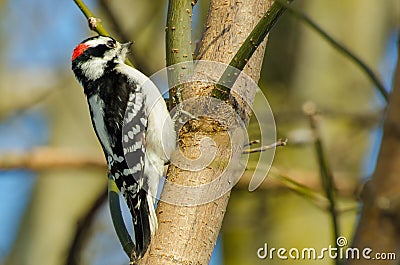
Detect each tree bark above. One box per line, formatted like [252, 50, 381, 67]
[346, 40, 400, 265]
[138, 0, 272, 264]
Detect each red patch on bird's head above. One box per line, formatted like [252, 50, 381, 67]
[72, 43, 90, 61]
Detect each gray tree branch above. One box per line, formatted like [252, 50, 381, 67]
[346, 36, 400, 265]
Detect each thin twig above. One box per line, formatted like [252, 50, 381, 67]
[303, 101, 340, 265]
[237, 166, 357, 197]
[98, 0, 152, 74]
[276, 0, 389, 102]
[65, 189, 108, 265]
[244, 139, 261, 147]
[269, 167, 358, 214]
[97, 0, 130, 41]
[242, 138, 287, 154]
[213, 0, 293, 100]
[108, 178, 135, 258]
[73, 0, 134, 67]
[270, 168, 330, 211]
[73, 0, 109, 35]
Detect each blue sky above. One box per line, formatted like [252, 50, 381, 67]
[0, 111, 47, 258]
[0, 1, 88, 256]
[2, 0, 95, 70]
[361, 31, 399, 180]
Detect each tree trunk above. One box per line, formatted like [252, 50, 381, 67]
[138, 0, 272, 264]
[346, 40, 400, 265]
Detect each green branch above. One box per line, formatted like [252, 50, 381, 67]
[270, 169, 329, 210]
[73, 0, 109, 36]
[303, 102, 340, 265]
[165, 0, 194, 108]
[276, 0, 389, 102]
[108, 178, 135, 258]
[73, 0, 133, 67]
[213, 1, 293, 100]
[213, 0, 388, 103]
[165, 0, 193, 66]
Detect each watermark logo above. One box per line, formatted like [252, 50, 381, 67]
[336, 236, 347, 247]
[257, 236, 396, 261]
[122, 60, 277, 206]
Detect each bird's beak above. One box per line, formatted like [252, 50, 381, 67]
[122, 41, 133, 49]
[120, 41, 133, 61]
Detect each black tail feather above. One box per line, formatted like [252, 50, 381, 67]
[126, 189, 153, 260]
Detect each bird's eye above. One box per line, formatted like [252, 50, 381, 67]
[106, 40, 116, 48]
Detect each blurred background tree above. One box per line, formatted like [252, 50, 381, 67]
[0, 0, 398, 265]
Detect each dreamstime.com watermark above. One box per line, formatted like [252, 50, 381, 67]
[257, 236, 396, 261]
[122, 60, 277, 206]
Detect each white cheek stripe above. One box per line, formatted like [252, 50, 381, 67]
[79, 48, 119, 81]
[80, 59, 106, 80]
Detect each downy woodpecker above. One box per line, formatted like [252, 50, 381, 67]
[71, 35, 175, 259]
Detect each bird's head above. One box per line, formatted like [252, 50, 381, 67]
[71, 35, 132, 82]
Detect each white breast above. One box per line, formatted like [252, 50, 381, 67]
[88, 94, 113, 155]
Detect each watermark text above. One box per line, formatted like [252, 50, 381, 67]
[257, 237, 396, 261]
